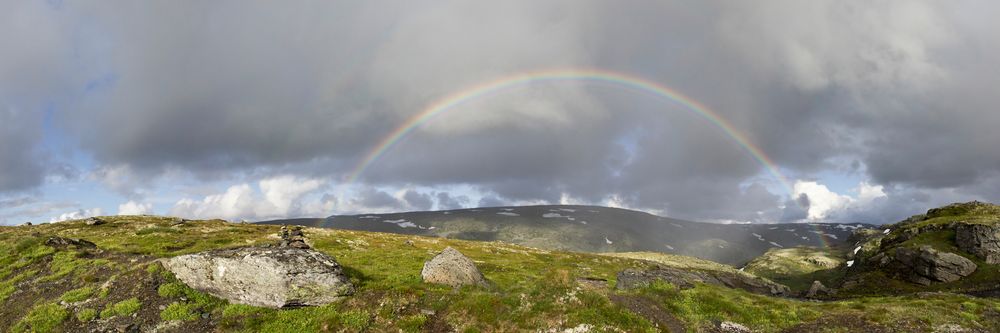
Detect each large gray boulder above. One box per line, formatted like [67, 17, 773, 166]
[421, 247, 489, 288]
[805, 280, 834, 299]
[164, 247, 354, 308]
[956, 223, 1000, 264]
[891, 246, 977, 285]
[616, 265, 790, 296]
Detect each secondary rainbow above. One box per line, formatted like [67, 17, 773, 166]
[346, 68, 794, 195]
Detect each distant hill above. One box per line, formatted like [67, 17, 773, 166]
[261, 205, 872, 265]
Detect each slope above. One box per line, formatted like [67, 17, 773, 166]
[262, 205, 870, 266]
[1, 215, 997, 332]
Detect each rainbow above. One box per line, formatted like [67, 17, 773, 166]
[346, 68, 794, 195]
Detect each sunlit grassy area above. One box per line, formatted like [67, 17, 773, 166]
[2, 216, 999, 332]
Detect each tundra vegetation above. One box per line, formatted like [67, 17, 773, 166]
[1, 205, 999, 332]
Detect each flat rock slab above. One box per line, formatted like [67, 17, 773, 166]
[164, 247, 354, 308]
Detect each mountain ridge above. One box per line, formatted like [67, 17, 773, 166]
[261, 204, 874, 265]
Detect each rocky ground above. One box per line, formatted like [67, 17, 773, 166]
[2, 204, 1000, 332]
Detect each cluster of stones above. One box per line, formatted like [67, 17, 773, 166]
[279, 225, 309, 249]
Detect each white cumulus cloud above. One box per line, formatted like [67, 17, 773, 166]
[793, 180, 887, 221]
[117, 200, 153, 215]
[51, 208, 103, 223]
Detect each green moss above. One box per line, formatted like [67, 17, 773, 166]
[101, 297, 141, 319]
[1, 269, 38, 302]
[60, 286, 95, 303]
[38, 251, 88, 283]
[160, 302, 199, 321]
[76, 308, 98, 322]
[397, 314, 428, 332]
[12, 303, 68, 333]
[157, 282, 187, 298]
[338, 310, 372, 330]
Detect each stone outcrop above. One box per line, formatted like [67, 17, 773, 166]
[45, 236, 97, 249]
[164, 247, 354, 308]
[805, 280, 834, 298]
[874, 246, 977, 285]
[955, 223, 1000, 264]
[616, 265, 789, 296]
[421, 247, 489, 288]
[84, 217, 106, 226]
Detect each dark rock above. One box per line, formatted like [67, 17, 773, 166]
[616, 265, 790, 296]
[45, 236, 97, 249]
[890, 246, 977, 285]
[118, 323, 140, 333]
[805, 280, 835, 298]
[421, 247, 489, 288]
[278, 225, 310, 249]
[20, 222, 32, 226]
[84, 217, 106, 226]
[164, 247, 354, 308]
[956, 223, 1000, 264]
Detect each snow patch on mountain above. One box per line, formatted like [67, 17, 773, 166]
[383, 219, 420, 229]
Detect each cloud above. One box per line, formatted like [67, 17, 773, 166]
[2, 1, 1000, 224]
[170, 175, 327, 221]
[435, 192, 469, 210]
[117, 200, 153, 215]
[51, 208, 103, 223]
[403, 190, 433, 211]
[791, 180, 889, 222]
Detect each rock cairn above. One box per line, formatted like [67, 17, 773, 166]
[280, 225, 310, 249]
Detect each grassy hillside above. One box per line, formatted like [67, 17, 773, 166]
[1, 216, 999, 332]
[263, 205, 870, 266]
[841, 202, 1000, 296]
[743, 247, 846, 292]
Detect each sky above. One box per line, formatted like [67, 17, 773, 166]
[2, 0, 1000, 225]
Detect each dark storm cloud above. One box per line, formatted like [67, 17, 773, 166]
[0, 1, 74, 193]
[352, 188, 404, 211]
[435, 192, 469, 210]
[403, 190, 433, 211]
[4, 0, 1000, 222]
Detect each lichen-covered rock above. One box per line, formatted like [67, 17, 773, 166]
[164, 247, 354, 308]
[616, 265, 789, 296]
[715, 321, 752, 333]
[421, 247, 489, 288]
[891, 246, 977, 285]
[956, 223, 1000, 264]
